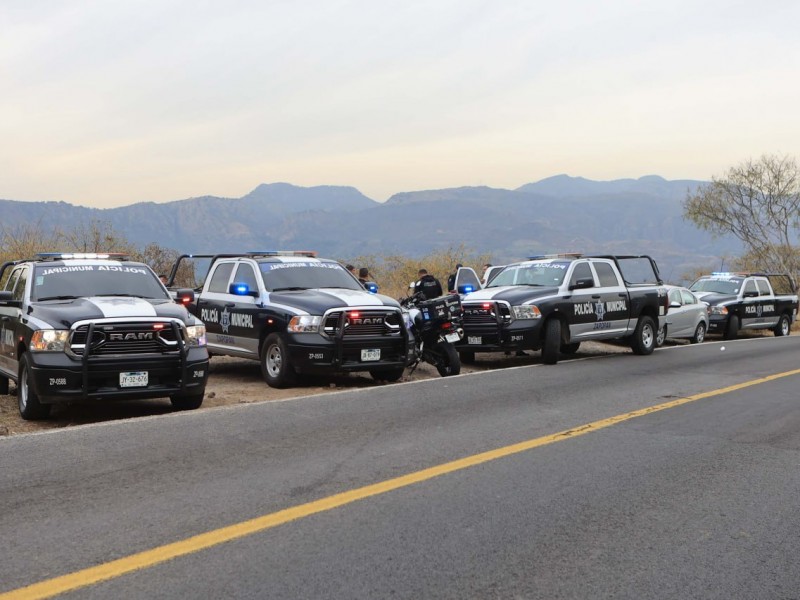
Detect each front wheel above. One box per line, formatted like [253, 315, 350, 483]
[260, 333, 297, 388]
[18, 354, 51, 420]
[724, 315, 739, 340]
[691, 322, 706, 344]
[431, 342, 460, 377]
[773, 313, 791, 337]
[630, 315, 656, 355]
[541, 319, 561, 365]
[655, 325, 667, 347]
[170, 392, 204, 411]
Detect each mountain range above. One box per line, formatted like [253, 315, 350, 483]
[0, 175, 739, 283]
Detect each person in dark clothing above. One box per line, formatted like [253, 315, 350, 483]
[358, 267, 371, 288]
[446, 263, 463, 292]
[415, 268, 443, 300]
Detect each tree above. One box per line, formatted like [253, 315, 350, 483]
[683, 154, 800, 285]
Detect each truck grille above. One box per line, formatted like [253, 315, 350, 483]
[70, 322, 180, 356]
[323, 309, 403, 337]
[462, 302, 512, 325]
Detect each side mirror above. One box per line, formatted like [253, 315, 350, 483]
[176, 289, 196, 305]
[569, 278, 594, 291]
[229, 283, 258, 298]
[0, 290, 20, 307]
[670, 301, 681, 308]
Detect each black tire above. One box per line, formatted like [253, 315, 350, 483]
[655, 325, 667, 348]
[0, 375, 8, 395]
[260, 333, 297, 388]
[630, 315, 656, 355]
[432, 342, 461, 377]
[773, 313, 791, 337]
[724, 315, 739, 340]
[458, 350, 476, 364]
[541, 318, 561, 365]
[369, 367, 405, 382]
[691, 322, 706, 344]
[560, 342, 581, 355]
[18, 354, 51, 420]
[170, 392, 204, 411]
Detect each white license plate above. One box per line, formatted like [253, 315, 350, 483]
[361, 349, 381, 361]
[120, 371, 148, 387]
[445, 332, 461, 343]
[468, 336, 482, 345]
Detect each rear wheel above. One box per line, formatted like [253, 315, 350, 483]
[691, 322, 706, 344]
[260, 333, 297, 388]
[541, 319, 561, 365]
[630, 315, 656, 355]
[432, 342, 460, 377]
[18, 354, 51, 420]
[773, 313, 791, 337]
[170, 392, 204, 411]
[369, 367, 405, 382]
[458, 350, 476, 364]
[724, 315, 739, 340]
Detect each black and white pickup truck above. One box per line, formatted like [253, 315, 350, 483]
[455, 254, 668, 364]
[688, 272, 798, 339]
[168, 252, 414, 387]
[0, 253, 209, 419]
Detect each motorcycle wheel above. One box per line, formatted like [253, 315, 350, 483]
[432, 342, 461, 377]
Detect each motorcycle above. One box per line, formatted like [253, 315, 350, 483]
[400, 291, 464, 377]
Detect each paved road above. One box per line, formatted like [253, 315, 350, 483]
[2, 336, 800, 599]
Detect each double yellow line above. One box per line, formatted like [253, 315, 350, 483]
[5, 367, 800, 600]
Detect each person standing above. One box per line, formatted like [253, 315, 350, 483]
[415, 268, 443, 300]
[446, 263, 463, 292]
[358, 267, 371, 288]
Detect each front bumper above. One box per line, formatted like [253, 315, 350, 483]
[457, 319, 543, 352]
[28, 347, 209, 404]
[286, 332, 414, 374]
[707, 314, 727, 333]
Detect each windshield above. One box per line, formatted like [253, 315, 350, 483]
[259, 261, 364, 291]
[33, 263, 169, 301]
[690, 277, 742, 295]
[488, 262, 569, 287]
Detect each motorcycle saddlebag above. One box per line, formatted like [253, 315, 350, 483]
[418, 293, 463, 322]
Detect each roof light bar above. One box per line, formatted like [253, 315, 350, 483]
[245, 251, 317, 257]
[526, 252, 583, 260]
[34, 252, 130, 261]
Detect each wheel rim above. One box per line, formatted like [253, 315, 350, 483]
[696, 324, 706, 343]
[19, 366, 28, 412]
[656, 326, 666, 346]
[266, 344, 283, 377]
[782, 318, 790, 335]
[642, 323, 654, 349]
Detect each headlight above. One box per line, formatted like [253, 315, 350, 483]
[708, 306, 729, 316]
[288, 315, 322, 333]
[30, 330, 70, 352]
[512, 305, 542, 319]
[185, 325, 207, 347]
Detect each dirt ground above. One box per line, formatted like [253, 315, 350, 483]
[0, 342, 635, 437]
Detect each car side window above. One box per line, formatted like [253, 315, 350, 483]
[569, 262, 594, 287]
[743, 280, 758, 296]
[207, 263, 235, 293]
[4, 268, 21, 293]
[234, 263, 259, 292]
[681, 290, 696, 304]
[593, 262, 620, 287]
[669, 289, 683, 305]
[12, 267, 28, 302]
[756, 279, 771, 296]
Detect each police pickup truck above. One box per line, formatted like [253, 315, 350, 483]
[455, 254, 668, 364]
[0, 253, 209, 420]
[168, 252, 414, 387]
[688, 272, 798, 339]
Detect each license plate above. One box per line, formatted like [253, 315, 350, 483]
[120, 371, 148, 387]
[361, 349, 381, 361]
[468, 336, 482, 345]
[445, 332, 461, 343]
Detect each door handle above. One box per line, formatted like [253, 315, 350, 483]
[592, 295, 601, 299]
[224, 303, 236, 308]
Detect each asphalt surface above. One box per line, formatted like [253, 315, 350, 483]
[2, 336, 800, 599]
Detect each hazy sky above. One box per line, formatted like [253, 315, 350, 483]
[2, 0, 799, 207]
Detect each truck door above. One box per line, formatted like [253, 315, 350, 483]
[453, 267, 482, 294]
[740, 278, 761, 330]
[0, 267, 23, 377]
[197, 261, 235, 353]
[567, 261, 604, 340]
[755, 278, 779, 328]
[225, 262, 261, 357]
[590, 260, 630, 337]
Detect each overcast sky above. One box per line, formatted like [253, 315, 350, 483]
[2, 0, 799, 207]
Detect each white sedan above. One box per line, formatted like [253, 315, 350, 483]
[656, 285, 709, 346]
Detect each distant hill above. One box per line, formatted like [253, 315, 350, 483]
[0, 177, 737, 282]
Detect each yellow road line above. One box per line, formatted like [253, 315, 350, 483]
[4, 368, 800, 600]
